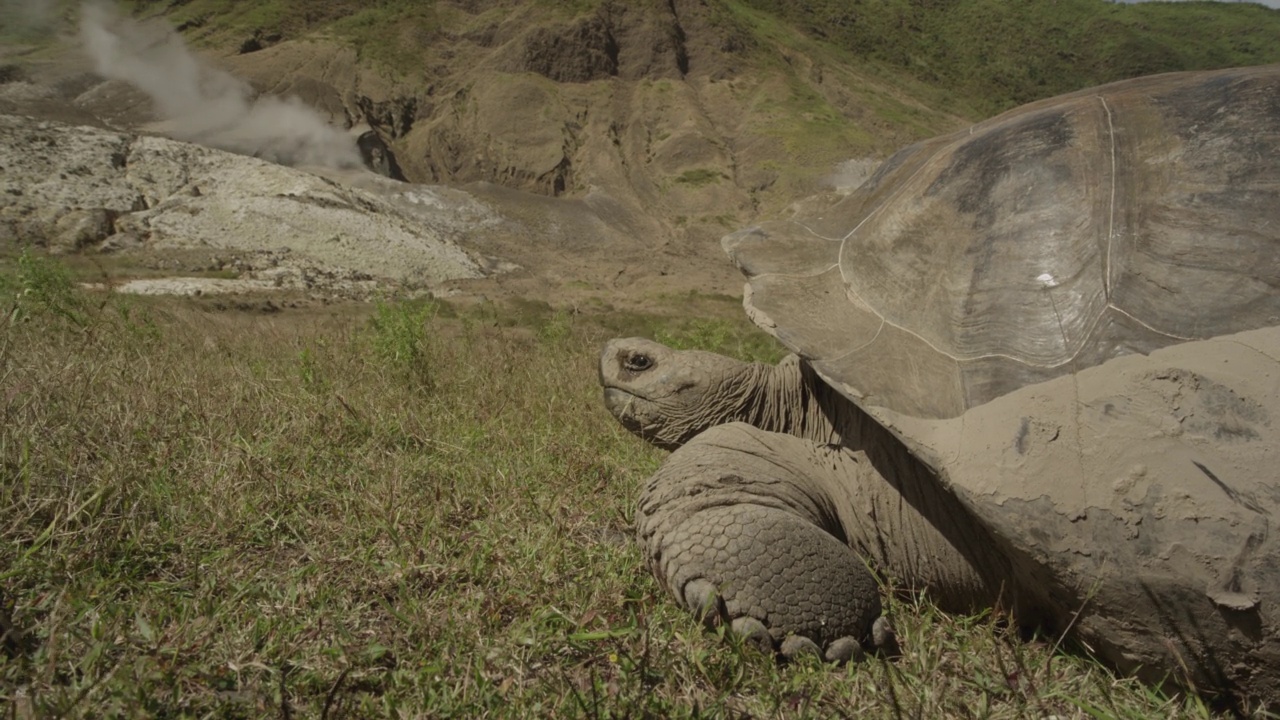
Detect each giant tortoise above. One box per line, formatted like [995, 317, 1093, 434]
[599, 64, 1280, 704]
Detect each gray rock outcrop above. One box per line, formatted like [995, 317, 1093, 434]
[0, 114, 490, 289]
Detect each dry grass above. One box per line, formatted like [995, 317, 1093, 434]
[0, 253, 1235, 718]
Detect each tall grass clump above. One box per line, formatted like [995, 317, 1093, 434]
[369, 298, 440, 390]
[4, 249, 92, 327]
[0, 254, 1233, 717]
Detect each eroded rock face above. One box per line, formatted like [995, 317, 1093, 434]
[505, 3, 690, 84]
[516, 16, 620, 84]
[0, 114, 489, 288]
[357, 130, 406, 181]
[216, 0, 766, 210]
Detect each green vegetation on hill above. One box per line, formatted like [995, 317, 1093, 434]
[731, 0, 1280, 114]
[123, 0, 1280, 118]
[115, 0, 1280, 162]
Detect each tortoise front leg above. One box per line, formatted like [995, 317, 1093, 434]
[636, 422, 889, 660]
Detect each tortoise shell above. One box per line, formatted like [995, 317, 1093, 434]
[720, 66, 1280, 699]
[726, 64, 1280, 421]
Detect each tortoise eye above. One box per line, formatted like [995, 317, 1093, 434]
[624, 353, 654, 372]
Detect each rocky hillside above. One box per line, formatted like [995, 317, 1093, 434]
[3, 0, 1279, 305]
[131, 0, 1280, 214]
[0, 113, 492, 297]
[198, 0, 962, 237]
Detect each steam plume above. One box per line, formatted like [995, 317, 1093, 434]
[79, 1, 360, 169]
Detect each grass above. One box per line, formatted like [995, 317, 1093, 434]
[727, 0, 1280, 116]
[0, 1, 74, 46]
[757, 76, 878, 162]
[124, 0, 443, 66]
[672, 169, 730, 189]
[0, 252, 1249, 717]
[327, 2, 443, 73]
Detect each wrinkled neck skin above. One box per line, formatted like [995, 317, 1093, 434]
[622, 353, 869, 451]
[727, 356, 864, 448]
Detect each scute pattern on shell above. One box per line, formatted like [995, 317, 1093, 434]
[727, 64, 1280, 420]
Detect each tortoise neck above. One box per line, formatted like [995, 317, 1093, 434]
[731, 356, 845, 444]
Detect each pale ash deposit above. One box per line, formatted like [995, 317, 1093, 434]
[0, 115, 494, 290]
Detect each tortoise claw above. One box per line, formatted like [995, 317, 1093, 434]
[824, 636, 866, 664]
[871, 615, 901, 658]
[683, 578, 727, 629]
[777, 634, 868, 664]
[779, 634, 822, 659]
[730, 616, 773, 653]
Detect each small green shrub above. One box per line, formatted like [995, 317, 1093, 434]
[536, 309, 575, 346]
[673, 168, 729, 188]
[4, 250, 90, 327]
[369, 298, 438, 389]
[296, 346, 328, 393]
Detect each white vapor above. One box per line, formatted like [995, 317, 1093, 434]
[78, 1, 360, 169]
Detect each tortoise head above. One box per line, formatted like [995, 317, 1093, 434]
[599, 337, 763, 450]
